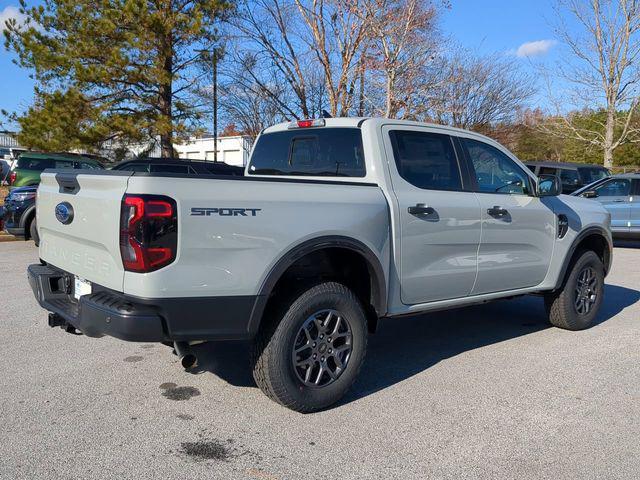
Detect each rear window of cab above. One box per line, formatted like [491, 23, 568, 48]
[249, 128, 365, 177]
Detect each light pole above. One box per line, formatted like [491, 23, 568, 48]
[196, 48, 219, 162]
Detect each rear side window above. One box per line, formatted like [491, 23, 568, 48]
[389, 130, 462, 191]
[579, 167, 609, 184]
[18, 157, 73, 170]
[249, 128, 365, 177]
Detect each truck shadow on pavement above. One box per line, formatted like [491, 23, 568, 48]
[190, 284, 639, 406]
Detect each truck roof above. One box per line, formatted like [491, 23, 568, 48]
[263, 117, 502, 145]
[524, 160, 609, 170]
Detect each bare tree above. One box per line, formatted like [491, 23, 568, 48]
[545, 0, 640, 168]
[294, 0, 372, 116]
[427, 50, 535, 131]
[363, 0, 441, 118]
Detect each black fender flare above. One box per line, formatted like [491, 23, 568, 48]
[247, 235, 387, 335]
[554, 226, 612, 290]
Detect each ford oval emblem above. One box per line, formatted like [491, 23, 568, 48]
[55, 202, 74, 225]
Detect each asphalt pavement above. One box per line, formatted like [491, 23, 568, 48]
[0, 240, 639, 479]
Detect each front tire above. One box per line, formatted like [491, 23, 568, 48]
[545, 250, 604, 330]
[251, 282, 368, 413]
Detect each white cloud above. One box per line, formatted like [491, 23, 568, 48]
[0, 5, 28, 33]
[515, 39, 557, 58]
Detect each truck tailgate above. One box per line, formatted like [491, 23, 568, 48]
[37, 171, 133, 291]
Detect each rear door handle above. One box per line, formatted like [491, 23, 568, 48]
[613, 199, 626, 203]
[408, 203, 435, 215]
[487, 205, 508, 217]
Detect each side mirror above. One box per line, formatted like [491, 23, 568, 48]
[538, 174, 561, 197]
[582, 190, 598, 199]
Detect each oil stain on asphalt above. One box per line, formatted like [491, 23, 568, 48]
[180, 440, 232, 461]
[159, 382, 201, 401]
[123, 355, 144, 363]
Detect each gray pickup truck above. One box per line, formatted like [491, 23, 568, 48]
[28, 118, 612, 412]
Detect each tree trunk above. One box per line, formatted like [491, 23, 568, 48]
[603, 107, 615, 169]
[159, 29, 174, 158]
[385, 72, 393, 118]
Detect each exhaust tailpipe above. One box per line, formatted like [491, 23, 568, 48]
[173, 341, 198, 369]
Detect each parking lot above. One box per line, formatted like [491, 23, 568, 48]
[0, 240, 638, 480]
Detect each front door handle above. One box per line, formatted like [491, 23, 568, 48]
[408, 203, 435, 215]
[487, 205, 508, 217]
[613, 199, 626, 203]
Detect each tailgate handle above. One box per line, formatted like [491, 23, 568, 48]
[55, 173, 81, 195]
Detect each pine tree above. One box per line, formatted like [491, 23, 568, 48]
[4, 0, 230, 156]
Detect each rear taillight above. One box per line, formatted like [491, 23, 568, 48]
[119, 194, 177, 273]
[8, 171, 16, 185]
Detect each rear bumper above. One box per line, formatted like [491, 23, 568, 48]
[27, 263, 259, 342]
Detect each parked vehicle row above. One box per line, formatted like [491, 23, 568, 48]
[2, 153, 243, 242]
[8, 152, 105, 188]
[572, 174, 640, 238]
[525, 161, 610, 194]
[28, 117, 612, 412]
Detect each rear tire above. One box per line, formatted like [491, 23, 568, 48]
[544, 250, 604, 330]
[29, 218, 39, 246]
[251, 282, 368, 413]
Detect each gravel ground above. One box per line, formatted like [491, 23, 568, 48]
[0, 240, 639, 480]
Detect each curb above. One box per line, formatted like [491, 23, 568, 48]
[0, 232, 19, 242]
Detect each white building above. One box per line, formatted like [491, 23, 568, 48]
[174, 135, 253, 167]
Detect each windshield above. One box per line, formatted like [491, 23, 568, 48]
[579, 167, 609, 184]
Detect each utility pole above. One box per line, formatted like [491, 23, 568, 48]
[196, 48, 219, 162]
[212, 49, 218, 163]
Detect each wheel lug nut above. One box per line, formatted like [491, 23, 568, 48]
[320, 334, 324, 339]
[328, 348, 332, 354]
[321, 356, 325, 362]
[327, 337, 332, 342]
[312, 342, 317, 347]
[313, 354, 317, 359]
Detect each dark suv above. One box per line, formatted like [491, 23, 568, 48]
[111, 157, 243, 175]
[525, 161, 610, 194]
[2, 185, 39, 244]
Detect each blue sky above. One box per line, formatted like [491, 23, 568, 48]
[0, 0, 565, 127]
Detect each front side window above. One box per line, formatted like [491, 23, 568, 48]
[54, 160, 75, 169]
[539, 167, 558, 176]
[462, 138, 531, 195]
[594, 178, 631, 197]
[249, 128, 365, 177]
[559, 168, 580, 187]
[76, 160, 103, 170]
[388, 130, 462, 191]
[151, 164, 191, 174]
